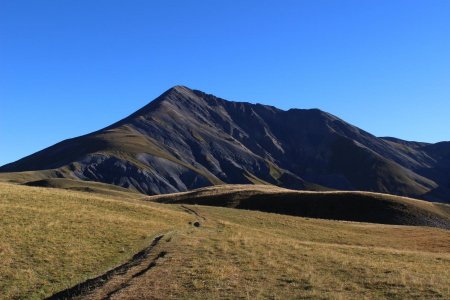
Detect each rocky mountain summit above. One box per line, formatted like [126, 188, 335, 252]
[1, 86, 449, 202]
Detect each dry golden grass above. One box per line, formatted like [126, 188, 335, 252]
[1, 183, 449, 299]
[151, 184, 450, 229]
[0, 183, 190, 299]
[102, 205, 450, 299]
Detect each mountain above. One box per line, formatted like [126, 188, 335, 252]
[1, 86, 449, 202]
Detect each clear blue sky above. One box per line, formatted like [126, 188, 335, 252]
[1, 0, 449, 166]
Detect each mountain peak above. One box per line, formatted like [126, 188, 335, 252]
[131, 85, 199, 114]
[160, 85, 200, 103]
[167, 85, 193, 94]
[2, 86, 449, 203]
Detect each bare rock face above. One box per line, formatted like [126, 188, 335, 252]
[1, 86, 449, 202]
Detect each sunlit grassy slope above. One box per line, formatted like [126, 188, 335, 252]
[0, 183, 190, 299]
[1, 182, 449, 299]
[105, 205, 450, 299]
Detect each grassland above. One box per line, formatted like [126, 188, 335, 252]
[152, 184, 450, 229]
[85, 205, 450, 299]
[0, 183, 190, 299]
[1, 183, 449, 299]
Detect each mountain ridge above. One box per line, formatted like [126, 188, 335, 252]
[1, 86, 449, 202]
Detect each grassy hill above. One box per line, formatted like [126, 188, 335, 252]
[0, 183, 190, 299]
[1, 183, 449, 299]
[152, 184, 450, 229]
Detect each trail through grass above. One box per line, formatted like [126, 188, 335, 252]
[0, 183, 189, 299]
[1, 183, 449, 299]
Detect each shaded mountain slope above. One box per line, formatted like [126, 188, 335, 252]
[152, 185, 450, 229]
[0, 86, 448, 202]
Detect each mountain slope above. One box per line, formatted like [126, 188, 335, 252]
[1, 86, 448, 202]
